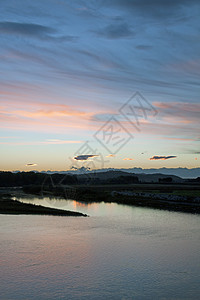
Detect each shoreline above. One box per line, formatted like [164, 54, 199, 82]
[0, 198, 87, 217]
[1, 184, 200, 215]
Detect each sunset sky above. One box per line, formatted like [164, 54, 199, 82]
[0, 0, 199, 171]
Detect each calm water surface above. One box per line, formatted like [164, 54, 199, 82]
[0, 196, 200, 299]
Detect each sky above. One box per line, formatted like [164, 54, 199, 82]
[0, 0, 200, 172]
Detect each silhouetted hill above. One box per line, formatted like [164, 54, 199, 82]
[0, 169, 198, 187]
[76, 170, 184, 183]
[123, 167, 200, 179]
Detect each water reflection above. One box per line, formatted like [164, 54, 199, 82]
[14, 196, 125, 216]
[1, 197, 200, 299]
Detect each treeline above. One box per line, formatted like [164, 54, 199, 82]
[2, 171, 199, 188]
[0, 172, 77, 187]
[0, 171, 139, 187]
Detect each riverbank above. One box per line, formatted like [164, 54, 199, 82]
[0, 197, 87, 217]
[1, 184, 200, 215]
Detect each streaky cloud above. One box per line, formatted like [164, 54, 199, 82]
[0, 21, 55, 37]
[104, 0, 200, 19]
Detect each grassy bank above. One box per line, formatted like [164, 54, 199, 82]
[0, 198, 87, 217]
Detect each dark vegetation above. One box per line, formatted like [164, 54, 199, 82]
[0, 171, 200, 215]
[1, 171, 199, 187]
[71, 185, 200, 213]
[159, 177, 173, 183]
[0, 171, 78, 187]
[0, 171, 139, 187]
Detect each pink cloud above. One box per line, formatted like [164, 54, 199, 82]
[165, 137, 197, 141]
[3, 102, 92, 118]
[0, 100, 102, 133]
[154, 101, 200, 115]
[0, 139, 82, 146]
[169, 59, 200, 75]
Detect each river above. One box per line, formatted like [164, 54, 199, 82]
[0, 196, 200, 299]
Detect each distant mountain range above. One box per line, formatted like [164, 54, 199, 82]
[114, 167, 200, 179]
[75, 170, 184, 183]
[39, 167, 200, 179]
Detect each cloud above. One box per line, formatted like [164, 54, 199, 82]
[149, 155, 177, 160]
[123, 157, 134, 160]
[70, 166, 91, 172]
[154, 101, 200, 125]
[0, 100, 97, 133]
[12, 106, 90, 119]
[165, 137, 197, 141]
[105, 0, 200, 19]
[26, 163, 37, 167]
[0, 21, 77, 42]
[71, 166, 78, 170]
[0, 22, 55, 38]
[75, 49, 122, 69]
[136, 45, 152, 50]
[115, 0, 197, 7]
[0, 1, 199, 173]
[74, 155, 99, 161]
[44, 139, 82, 145]
[95, 23, 134, 39]
[0, 140, 82, 146]
[106, 154, 116, 157]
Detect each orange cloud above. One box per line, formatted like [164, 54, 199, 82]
[12, 106, 90, 119]
[106, 154, 116, 157]
[123, 157, 134, 161]
[0, 99, 101, 133]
